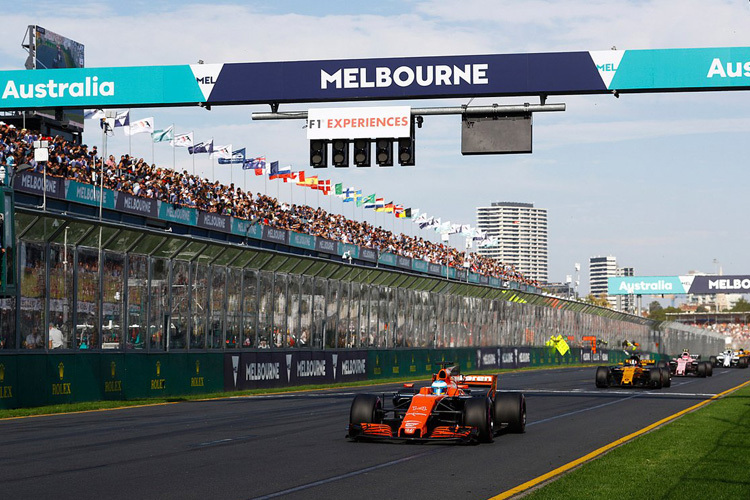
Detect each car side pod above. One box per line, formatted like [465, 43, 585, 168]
[494, 392, 526, 434]
[595, 366, 609, 388]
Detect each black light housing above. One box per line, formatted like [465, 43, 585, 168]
[310, 139, 327, 168]
[331, 139, 349, 167]
[375, 138, 393, 167]
[353, 138, 371, 167]
[397, 135, 415, 166]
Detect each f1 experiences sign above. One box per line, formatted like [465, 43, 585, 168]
[608, 275, 750, 295]
[224, 350, 367, 391]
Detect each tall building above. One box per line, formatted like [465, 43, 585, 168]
[476, 202, 548, 283]
[589, 256, 618, 307]
[589, 256, 635, 311]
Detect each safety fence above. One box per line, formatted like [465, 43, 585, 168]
[1, 347, 647, 409]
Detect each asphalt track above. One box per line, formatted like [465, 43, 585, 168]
[1, 365, 749, 500]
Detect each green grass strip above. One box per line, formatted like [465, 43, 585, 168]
[0, 364, 580, 420]
[518, 382, 750, 499]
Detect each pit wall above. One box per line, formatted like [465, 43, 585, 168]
[0, 347, 646, 410]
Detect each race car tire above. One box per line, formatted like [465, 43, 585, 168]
[464, 397, 493, 443]
[657, 360, 668, 369]
[649, 368, 663, 389]
[660, 367, 671, 388]
[705, 362, 713, 377]
[697, 362, 707, 378]
[739, 358, 749, 369]
[350, 394, 383, 425]
[494, 392, 526, 434]
[595, 366, 609, 388]
[709, 356, 718, 367]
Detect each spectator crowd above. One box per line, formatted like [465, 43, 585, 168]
[0, 121, 539, 287]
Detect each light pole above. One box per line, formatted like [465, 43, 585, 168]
[32, 139, 49, 210]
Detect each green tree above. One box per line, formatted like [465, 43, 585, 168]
[584, 293, 610, 307]
[730, 298, 750, 312]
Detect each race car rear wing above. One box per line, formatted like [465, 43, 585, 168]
[459, 374, 497, 393]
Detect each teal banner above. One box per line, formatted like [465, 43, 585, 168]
[378, 252, 397, 266]
[230, 218, 263, 239]
[0, 65, 204, 109]
[65, 180, 115, 209]
[337, 242, 359, 260]
[610, 47, 750, 90]
[289, 231, 316, 251]
[158, 202, 198, 226]
[411, 260, 429, 273]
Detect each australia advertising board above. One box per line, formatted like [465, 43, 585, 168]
[609, 275, 750, 295]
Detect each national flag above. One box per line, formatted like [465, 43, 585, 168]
[448, 224, 462, 235]
[397, 208, 412, 219]
[426, 217, 440, 230]
[114, 110, 130, 128]
[316, 179, 332, 194]
[362, 194, 377, 208]
[84, 109, 105, 120]
[270, 163, 292, 179]
[283, 171, 303, 183]
[171, 132, 194, 148]
[124, 117, 154, 136]
[299, 175, 318, 188]
[371, 197, 385, 211]
[152, 126, 174, 143]
[189, 140, 214, 155]
[393, 204, 404, 216]
[217, 148, 246, 164]
[244, 156, 267, 174]
[268, 161, 292, 180]
[384, 202, 395, 213]
[212, 144, 233, 159]
[334, 183, 343, 196]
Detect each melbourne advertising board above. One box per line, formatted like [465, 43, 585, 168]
[224, 350, 368, 391]
[608, 275, 750, 295]
[3, 47, 750, 109]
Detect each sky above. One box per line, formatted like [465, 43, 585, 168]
[2, 0, 750, 294]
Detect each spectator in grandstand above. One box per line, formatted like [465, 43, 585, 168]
[48, 323, 65, 349]
[24, 328, 42, 349]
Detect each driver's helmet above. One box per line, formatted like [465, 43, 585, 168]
[627, 356, 640, 366]
[681, 349, 690, 357]
[432, 380, 448, 396]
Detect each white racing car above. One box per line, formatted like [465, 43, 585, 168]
[711, 349, 749, 369]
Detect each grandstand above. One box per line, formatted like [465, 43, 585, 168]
[0, 122, 537, 288]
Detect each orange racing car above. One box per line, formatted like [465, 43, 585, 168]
[347, 363, 525, 443]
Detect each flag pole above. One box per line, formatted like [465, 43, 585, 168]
[172, 124, 176, 171]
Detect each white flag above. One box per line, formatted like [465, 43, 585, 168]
[212, 144, 233, 159]
[114, 110, 130, 128]
[124, 117, 154, 136]
[84, 109, 105, 120]
[171, 132, 194, 148]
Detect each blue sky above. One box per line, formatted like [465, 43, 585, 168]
[2, 0, 750, 293]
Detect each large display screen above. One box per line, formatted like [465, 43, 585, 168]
[31, 26, 85, 129]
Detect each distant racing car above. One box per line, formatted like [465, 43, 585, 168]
[347, 363, 525, 444]
[669, 350, 712, 377]
[595, 355, 670, 389]
[710, 349, 749, 369]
